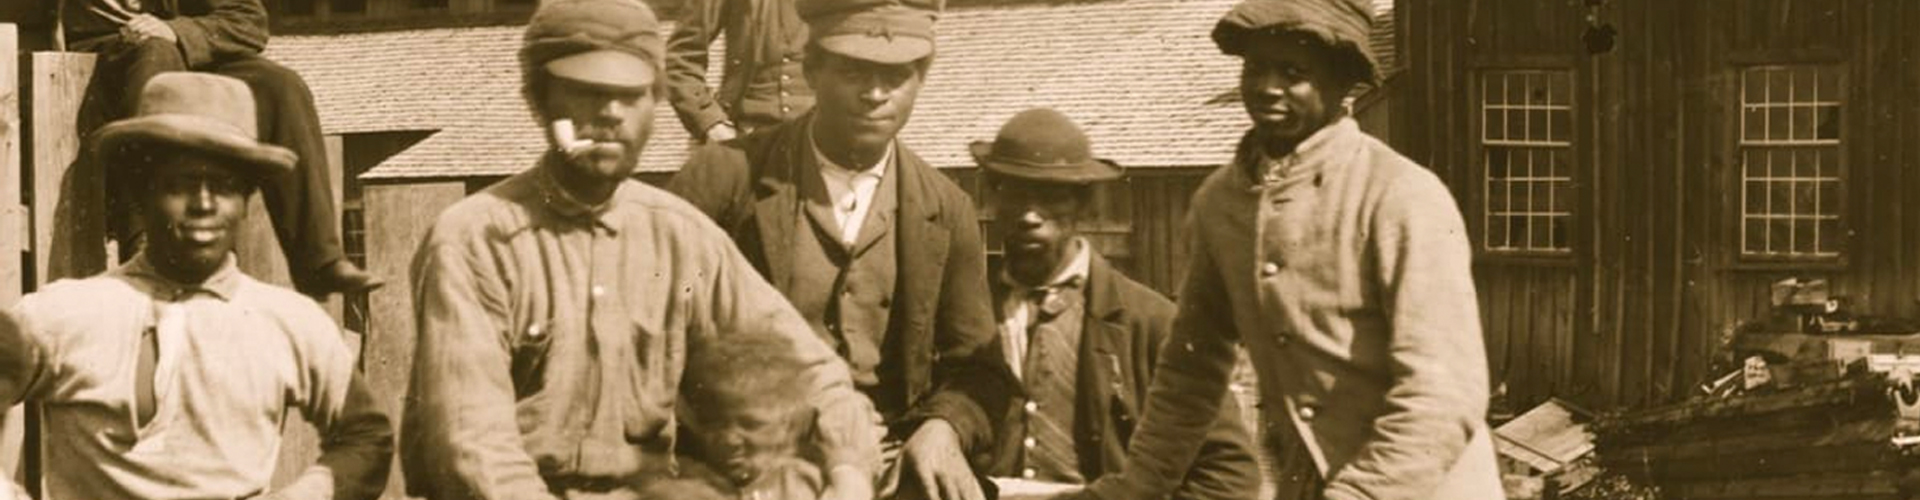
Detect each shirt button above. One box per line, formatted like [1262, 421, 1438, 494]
[527, 323, 545, 338]
[1022, 468, 1037, 479]
[1298, 405, 1318, 421]
[781, 105, 792, 113]
[591, 285, 606, 298]
[1261, 262, 1281, 276]
[1023, 437, 1036, 448]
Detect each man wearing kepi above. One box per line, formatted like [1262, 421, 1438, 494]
[399, 0, 878, 498]
[666, 0, 1014, 498]
[1061, 0, 1502, 499]
[0, 72, 393, 500]
[972, 109, 1261, 500]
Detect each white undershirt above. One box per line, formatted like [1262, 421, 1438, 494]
[810, 126, 893, 246]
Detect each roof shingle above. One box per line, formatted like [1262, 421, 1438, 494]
[265, 0, 1394, 180]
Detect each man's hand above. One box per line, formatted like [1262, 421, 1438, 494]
[125, 14, 179, 43]
[704, 122, 739, 143]
[821, 464, 875, 500]
[904, 419, 984, 500]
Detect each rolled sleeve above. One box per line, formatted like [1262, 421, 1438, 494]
[400, 236, 558, 500]
[279, 342, 395, 500]
[1323, 172, 1489, 500]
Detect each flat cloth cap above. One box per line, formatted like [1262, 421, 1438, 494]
[1213, 0, 1379, 83]
[798, 0, 943, 64]
[521, 0, 664, 90]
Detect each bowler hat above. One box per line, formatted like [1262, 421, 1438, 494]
[1213, 0, 1379, 84]
[521, 0, 664, 90]
[93, 72, 296, 176]
[970, 108, 1121, 185]
[798, 0, 942, 64]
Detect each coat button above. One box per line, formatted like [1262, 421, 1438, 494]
[781, 106, 792, 113]
[1024, 401, 1038, 413]
[1261, 262, 1281, 276]
[1023, 437, 1036, 448]
[781, 74, 792, 82]
[1022, 468, 1037, 479]
[1298, 405, 1317, 421]
[1275, 334, 1289, 347]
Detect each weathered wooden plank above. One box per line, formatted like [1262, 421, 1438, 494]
[0, 23, 25, 485]
[364, 180, 465, 499]
[27, 51, 99, 283]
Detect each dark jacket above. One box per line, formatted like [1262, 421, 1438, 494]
[984, 253, 1261, 500]
[665, 116, 1016, 456]
[63, 0, 268, 69]
[662, 0, 813, 137]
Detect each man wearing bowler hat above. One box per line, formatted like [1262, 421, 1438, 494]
[667, 0, 1015, 498]
[972, 109, 1260, 500]
[0, 72, 393, 500]
[401, 0, 879, 498]
[1062, 0, 1502, 499]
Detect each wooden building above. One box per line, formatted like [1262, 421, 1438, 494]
[1392, 0, 1920, 411]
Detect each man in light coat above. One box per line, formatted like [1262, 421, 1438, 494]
[1064, 0, 1503, 499]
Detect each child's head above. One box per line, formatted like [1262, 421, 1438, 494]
[684, 332, 814, 486]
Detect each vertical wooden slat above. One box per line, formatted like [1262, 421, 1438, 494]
[28, 52, 99, 283]
[0, 23, 23, 485]
[364, 180, 464, 499]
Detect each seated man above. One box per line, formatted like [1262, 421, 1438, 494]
[0, 72, 392, 500]
[62, 0, 380, 296]
[971, 109, 1259, 500]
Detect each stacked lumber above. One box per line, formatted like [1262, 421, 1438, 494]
[1596, 373, 1920, 500]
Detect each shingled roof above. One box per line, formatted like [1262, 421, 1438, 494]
[265, 0, 1396, 180]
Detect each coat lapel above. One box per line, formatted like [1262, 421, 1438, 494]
[1076, 252, 1132, 475]
[895, 146, 949, 325]
[750, 119, 813, 290]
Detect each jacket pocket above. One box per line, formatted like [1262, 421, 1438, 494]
[509, 319, 556, 399]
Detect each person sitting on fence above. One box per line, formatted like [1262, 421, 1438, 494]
[0, 71, 393, 500]
[969, 108, 1259, 500]
[60, 0, 382, 296]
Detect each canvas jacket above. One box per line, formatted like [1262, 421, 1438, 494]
[666, 116, 1016, 456]
[401, 160, 878, 500]
[1083, 118, 1502, 500]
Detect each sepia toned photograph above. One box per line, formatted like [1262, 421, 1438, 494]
[0, 0, 1915, 499]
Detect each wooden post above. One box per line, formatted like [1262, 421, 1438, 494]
[364, 180, 464, 499]
[0, 22, 25, 485]
[27, 50, 99, 283]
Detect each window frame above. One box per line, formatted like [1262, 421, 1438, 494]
[1726, 61, 1851, 268]
[1468, 64, 1582, 264]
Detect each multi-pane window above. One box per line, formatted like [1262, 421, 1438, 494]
[1739, 65, 1843, 259]
[1480, 70, 1574, 254]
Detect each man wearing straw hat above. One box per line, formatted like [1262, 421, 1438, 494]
[1061, 0, 1502, 499]
[971, 108, 1260, 500]
[0, 72, 393, 500]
